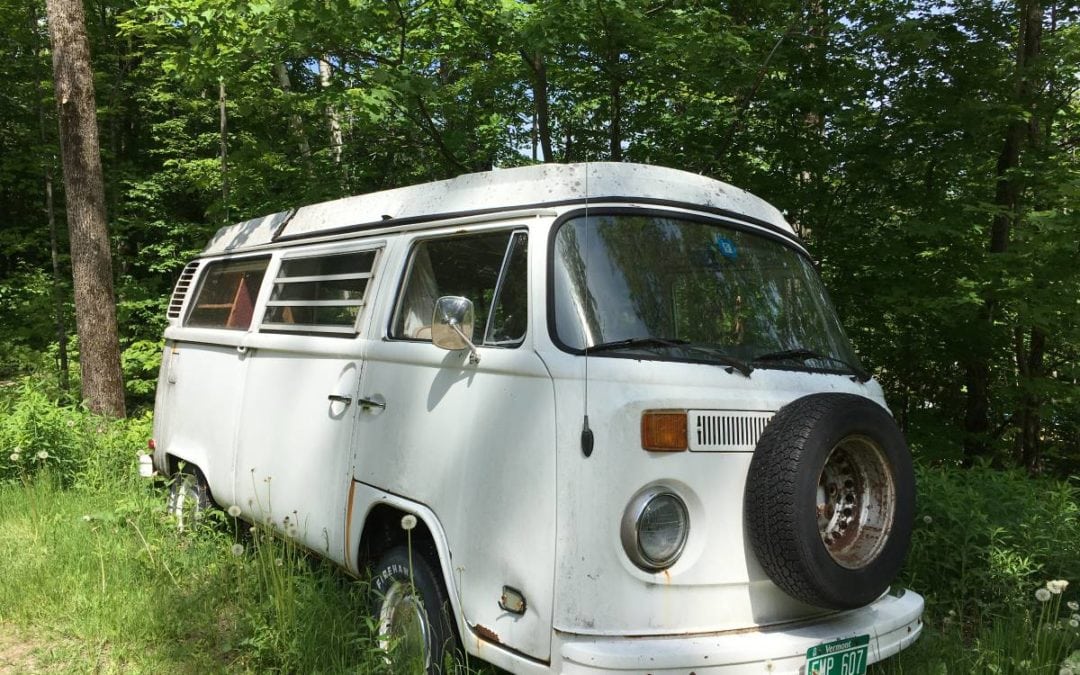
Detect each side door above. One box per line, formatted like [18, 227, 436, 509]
[356, 228, 558, 661]
[233, 242, 383, 563]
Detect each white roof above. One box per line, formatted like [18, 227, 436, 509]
[202, 163, 794, 255]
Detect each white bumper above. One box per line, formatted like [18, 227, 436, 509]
[555, 589, 923, 674]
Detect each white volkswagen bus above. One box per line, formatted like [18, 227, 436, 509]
[151, 163, 923, 674]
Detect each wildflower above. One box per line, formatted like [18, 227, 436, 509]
[1073, 614, 1080, 622]
[82, 515, 91, 522]
[1048, 580, 1070, 595]
[1070, 619, 1079, 629]
[36, 450, 48, 460]
[1037, 588, 1053, 602]
[8, 453, 19, 462]
[1070, 601, 1080, 611]
[285, 523, 298, 538]
[401, 514, 417, 531]
[230, 543, 244, 557]
[227, 505, 242, 518]
[922, 515, 932, 524]
[275, 558, 283, 567]
[66, 420, 74, 428]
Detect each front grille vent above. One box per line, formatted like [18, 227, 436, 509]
[167, 261, 200, 319]
[688, 410, 774, 452]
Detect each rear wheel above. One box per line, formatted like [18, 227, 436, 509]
[370, 546, 457, 674]
[166, 466, 210, 531]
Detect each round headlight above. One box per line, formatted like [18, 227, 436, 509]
[621, 488, 689, 571]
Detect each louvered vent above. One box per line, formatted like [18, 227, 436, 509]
[167, 261, 200, 319]
[688, 410, 774, 452]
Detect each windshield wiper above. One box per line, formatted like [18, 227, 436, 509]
[752, 348, 871, 383]
[587, 338, 753, 378]
[588, 337, 689, 353]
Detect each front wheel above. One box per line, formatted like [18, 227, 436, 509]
[370, 546, 458, 674]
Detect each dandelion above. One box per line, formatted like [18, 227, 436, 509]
[230, 543, 244, 557]
[1073, 614, 1080, 622]
[82, 515, 91, 522]
[922, 515, 932, 524]
[275, 558, 284, 567]
[1070, 619, 1079, 629]
[1070, 601, 1080, 611]
[401, 514, 417, 531]
[1048, 580, 1070, 595]
[8, 453, 19, 462]
[36, 450, 48, 460]
[1037, 588, 1053, 602]
[227, 505, 242, 518]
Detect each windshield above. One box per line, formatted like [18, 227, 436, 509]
[551, 213, 863, 374]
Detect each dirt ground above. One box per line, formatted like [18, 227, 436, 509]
[0, 625, 40, 674]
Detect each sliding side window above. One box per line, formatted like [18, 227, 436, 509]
[260, 249, 379, 336]
[185, 256, 270, 330]
[392, 230, 528, 347]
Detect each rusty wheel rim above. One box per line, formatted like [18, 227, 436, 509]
[816, 435, 896, 569]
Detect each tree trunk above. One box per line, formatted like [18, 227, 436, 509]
[962, 0, 1042, 461]
[45, 0, 125, 417]
[219, 78, 229, 222]
[274, 63, 312, 161]
[520, 50, 553, 162]
[318, 58, 344, 171]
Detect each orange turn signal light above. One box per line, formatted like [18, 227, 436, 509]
[641, 410, 688, 452]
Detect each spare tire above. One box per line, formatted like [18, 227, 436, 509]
[744, 393, 915, 610]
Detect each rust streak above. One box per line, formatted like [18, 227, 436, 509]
[473, 624, 501, 645]
[343, 480, 357, 570]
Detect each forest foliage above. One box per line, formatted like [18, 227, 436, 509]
[0, 0, 1077, 470]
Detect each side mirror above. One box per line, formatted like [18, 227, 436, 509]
[431, 296, 480, 364]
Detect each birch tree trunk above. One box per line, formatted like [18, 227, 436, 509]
[318, 58, 343, 168]
[45, 0, 125, 417]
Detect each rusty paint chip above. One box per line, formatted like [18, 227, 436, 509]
[473, 624, 500, 644]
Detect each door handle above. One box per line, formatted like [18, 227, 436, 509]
[328, 394, 353, 407]
[357, 397, 386, 411]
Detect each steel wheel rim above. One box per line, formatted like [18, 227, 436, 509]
[815, 435, 896, 569]
[167, 473, 201, 530]
[378, 580, 431, 670]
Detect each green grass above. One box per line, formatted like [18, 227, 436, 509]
[0, 473, 392, 673]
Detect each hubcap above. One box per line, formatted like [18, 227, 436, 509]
[167, 474, 202, 530]
[378, 580, 430, 670]
[816, 435, 896, 569]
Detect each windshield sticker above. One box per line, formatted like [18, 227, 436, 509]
[714, 236, 738, 260]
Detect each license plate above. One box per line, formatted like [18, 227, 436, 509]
[805, 634, 869, 675]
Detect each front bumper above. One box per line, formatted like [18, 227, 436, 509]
[556, 588, 923, 674]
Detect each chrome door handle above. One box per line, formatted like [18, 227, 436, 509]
[328, 394, 352, 407]
[357, 397, 385, 410]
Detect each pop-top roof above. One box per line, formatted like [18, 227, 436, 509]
[201, 162, 794, 255]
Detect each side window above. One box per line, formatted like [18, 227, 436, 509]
[391, 230, 528, 347]
[185, 256, 270, 330]
[484, 232, 528, 345]
[261, 249, 378, 336]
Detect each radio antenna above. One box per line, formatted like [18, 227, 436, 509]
[581, 161, 594, 458]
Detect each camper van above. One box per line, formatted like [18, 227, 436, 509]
[150, 163, 923, 674]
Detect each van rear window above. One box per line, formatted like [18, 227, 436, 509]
[261, 249, 378, 336]
[184, 257, 270, 330]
